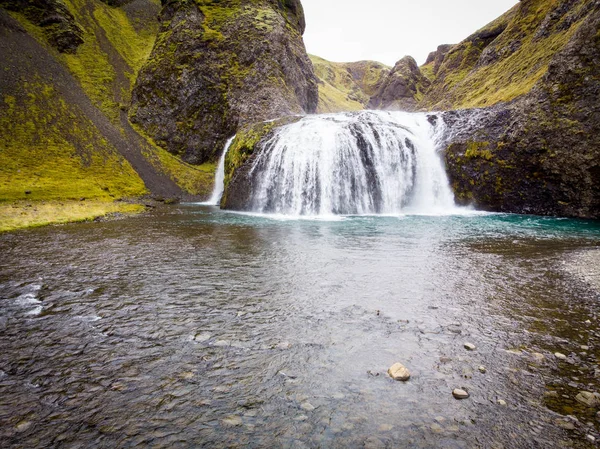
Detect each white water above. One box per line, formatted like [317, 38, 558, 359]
[243, 110, 458, 216]
[204, 136, 235, 205]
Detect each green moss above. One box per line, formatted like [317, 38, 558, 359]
[223, 120, 277, 190]
[465, 141, 493, 160]
[0, 200, 145, 233]
[309, 55, 390, 112]
[93, 3, 157, 82]
[132, 125, 217, 196]
[426, 0, 587, 109]
[0, 81, 147, 204]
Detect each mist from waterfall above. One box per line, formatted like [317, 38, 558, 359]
[243, 111, 458, 216]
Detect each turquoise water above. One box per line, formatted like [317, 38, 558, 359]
[0, 206, 599, 448]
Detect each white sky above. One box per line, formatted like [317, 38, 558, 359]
[301, 0, 519, 66]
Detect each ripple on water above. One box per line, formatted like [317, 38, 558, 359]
[0, 208, 599, 448]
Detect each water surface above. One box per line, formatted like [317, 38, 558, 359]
[1, 207, 599, 448]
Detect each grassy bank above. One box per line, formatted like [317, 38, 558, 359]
[0, 200, 145, 233]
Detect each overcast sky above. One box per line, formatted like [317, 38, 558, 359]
[301, 0, 519, 66]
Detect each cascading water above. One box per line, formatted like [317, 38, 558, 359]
[240, 110, 457, 216]
[205, 136, 235, 205]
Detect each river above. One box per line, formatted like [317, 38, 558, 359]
[1, 206, 599, 448]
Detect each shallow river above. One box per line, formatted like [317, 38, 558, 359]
[1, 206, 599, 448]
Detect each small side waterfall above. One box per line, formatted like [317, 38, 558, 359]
[205, 136, 235, 205]
[240, 111, 456, 215]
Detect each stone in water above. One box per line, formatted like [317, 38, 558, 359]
[453, 388, 469, 399]
[388, 363, 411, 381]
[464, 343, 476, 351]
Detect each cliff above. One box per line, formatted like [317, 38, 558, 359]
[309, 55, 390, 113]
[442, 0, 600, 218]
[129, 0, 319, 165]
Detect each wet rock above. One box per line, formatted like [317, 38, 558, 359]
[194, 332, 211, 342]
[554, 352, 567, 360]
[300, 402, 315, 411]
[15, 421, 32, 433]
[575, 391, 599, 407]
[532, 353, 545, 362]
[453, 388, 470, 399]
[222, 416, 242, 426]
[464, 343, 476, 351]
[388, 363, 411, 381]
[555, 418, 576, 430]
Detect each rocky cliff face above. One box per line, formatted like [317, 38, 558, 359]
[130, 0, 318, 164]
[367, 56, 430, 111]
[440, 0, 600, 218]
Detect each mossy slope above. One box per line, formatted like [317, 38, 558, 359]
[0, 1, 216, 231]
[309, 55, 390, 113]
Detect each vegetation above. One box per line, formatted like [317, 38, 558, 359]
[423, 0, 590, 109]
[0, 201, 145, 233]
[0, 81, 148, 231]
[309, 55, 390, 113]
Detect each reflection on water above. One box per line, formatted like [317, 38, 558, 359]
[1, 207, 599, 448]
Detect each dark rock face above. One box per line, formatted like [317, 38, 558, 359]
[0, 0, 83, 53]
[130, 0, 318, 164]
[442, 4, 600, 219]
[424, 44, 453, 75]
[367, 56, 430, 111]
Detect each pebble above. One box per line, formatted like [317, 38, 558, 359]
[222, 416, 242, 427]
[378, 424, 394, 432]
[581, 345, 590, 351]
[532, 353, 544, 362]
[576, 391, 599, 407]
[586, 435, 596, 443]
[452, 388, 469, 399]
[388, 363, 411, 381]
[497, 399, 507, 406]
[554, 352, 567, 360]
[478, 366, 487, 374]
[464, 343, 476, 351]
[300, 402, 315, 411]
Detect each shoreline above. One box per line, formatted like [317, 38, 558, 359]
[0, 199, 147, 233]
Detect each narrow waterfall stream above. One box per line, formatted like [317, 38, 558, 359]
[205, 136, 236, 205]
[220, 111, 460, 215]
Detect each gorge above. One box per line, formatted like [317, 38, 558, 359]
[1, 0, 600, 448]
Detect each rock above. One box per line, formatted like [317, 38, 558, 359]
[194, 332, 211, 342]
[300, 402, 315, 411]
[130, 0, 318, 164]
[0, 0, 84, 53]
[441, 2, 600, 219]
[368, 56, 431, 111]
[452, 388, 470, 399]
[580, 345, 589, 351]
[388, 363, 411, 381]
[575, 391, 599, 407]
[497, 399, 507, 406]
[587, 435, 596, 443]
[532, 353, 545, 362]
[222, 416, 242, 426]
[464, 343, 476, 351]
[555, 419, 576, 430]
[554, 352, 567, 360]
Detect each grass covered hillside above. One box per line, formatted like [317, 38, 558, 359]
[309, 55, 390, 113]
[0, 0, 218, 231]
[422, 0, 596, 109]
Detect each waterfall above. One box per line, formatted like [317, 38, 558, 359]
[205, 136, 235, 205]
[241, 110, 457, 216]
